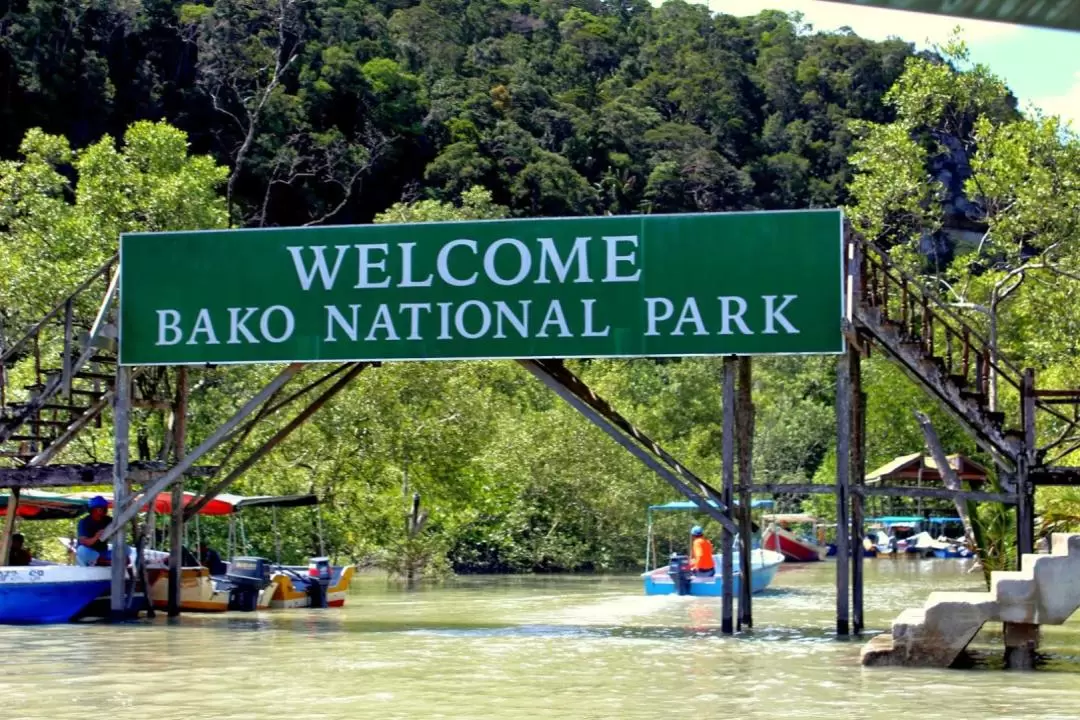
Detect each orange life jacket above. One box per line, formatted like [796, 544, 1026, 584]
[691, 536, 715, 570]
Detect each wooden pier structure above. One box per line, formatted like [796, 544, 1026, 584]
[2, 217, 1080, 671]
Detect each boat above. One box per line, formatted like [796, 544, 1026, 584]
[0, 565, 113, 624]
[642, 549, 784, 596]
[262, 561, 356, 608]
[761, 514, 829, 562]
[147, 491, 356, 610]
[641, 498, 783, 597]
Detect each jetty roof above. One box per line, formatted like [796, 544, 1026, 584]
[866, 452, 989, 485]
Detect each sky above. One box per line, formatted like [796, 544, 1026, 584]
[706, 0, 1080, 126]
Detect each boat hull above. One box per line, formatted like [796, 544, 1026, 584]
[642, 550, 784, 597]
[0, 566, 111, 624]
[269, 565, 355, 609]
[149, 567, 230, 612]
[762, 525, 828, 562]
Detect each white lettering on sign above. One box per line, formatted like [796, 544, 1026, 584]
[285, 235, 644, 291]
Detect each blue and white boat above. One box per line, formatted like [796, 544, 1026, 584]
[642, 548, 784, 596]
[641, 499, 784, 597]
[0, 565, 112, 624]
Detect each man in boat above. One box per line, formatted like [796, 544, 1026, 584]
[9, 533, 31, 566]
[75, 496, 112, 566]
[198, 542, 227, 575]
[689, 525, 716, 577]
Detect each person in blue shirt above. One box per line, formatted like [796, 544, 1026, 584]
[75, 496, 112, 566]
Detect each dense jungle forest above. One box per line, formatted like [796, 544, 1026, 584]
[1, 0, 1078, 576]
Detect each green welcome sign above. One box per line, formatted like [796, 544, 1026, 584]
[118, 210, 844, 366]
[817, 0, 1079, 31]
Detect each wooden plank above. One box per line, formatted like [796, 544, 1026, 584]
[737, 357, 754, 630]
[835, 351, 851, 636]
[0, 487, 19, 565]
[111, 366, 130, 616]
[169, 367, 187, 617]
[749, 483, 835, 495]
[721, 357, 735, 635]
[913, 410, 978, 545]
[0, 463, 218, 488]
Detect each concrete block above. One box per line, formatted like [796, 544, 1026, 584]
[1051, 533, 1080, 557]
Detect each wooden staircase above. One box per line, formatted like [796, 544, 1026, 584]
[0, 256, 120, 468]
[847, 236, 1061, 473]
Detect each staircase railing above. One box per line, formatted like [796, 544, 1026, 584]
[852, 236, 1072, 439]
[0, 254, 120, 451]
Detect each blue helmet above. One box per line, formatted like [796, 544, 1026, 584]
[88, 495, 109, 510]
[691, 525, 703, 536]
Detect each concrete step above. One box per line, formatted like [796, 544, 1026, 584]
[1052, 533, 1080, 557]
[861, 633, 900, 667]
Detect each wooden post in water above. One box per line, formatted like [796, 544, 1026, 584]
[721, 357, 736, 635]
[736, 357, 754, 630]
[835, 350, 851, 637]
[849, 346, 865, 634]
[1018, 369, 1036, 559]
[111, 366, 130, 617]
[168, 367, 188, 617]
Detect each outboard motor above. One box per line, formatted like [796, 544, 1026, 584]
[226, 556, 271, 611]
[306, 557, 332, 608]
[667, 552, 692, 596]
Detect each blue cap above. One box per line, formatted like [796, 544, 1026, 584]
[88, 496, 109, 510]
[691, 525, 703, 536]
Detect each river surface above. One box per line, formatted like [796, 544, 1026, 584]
[2, 559, 1079, 719]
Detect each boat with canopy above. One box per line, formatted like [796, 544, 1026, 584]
[641, 499, 784, 597]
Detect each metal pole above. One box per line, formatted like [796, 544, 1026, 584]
[169, 367, 187, 616]
[835, 351, 851, 636]
[721, 357, 736, 635]
[111, 366, 130, 618]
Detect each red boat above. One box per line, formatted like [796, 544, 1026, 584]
[762, 515, 829, 562]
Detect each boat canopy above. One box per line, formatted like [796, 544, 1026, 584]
[0, 490, 92, 520]
[762, 513, 819, 524]
[65, 490, 319, 516]
[647, 499, 774, 512]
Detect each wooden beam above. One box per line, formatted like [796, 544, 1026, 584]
[183, 362, 370, 520]
[721, 357, 735, 635]
[913, 410, 978, 546]
[102, 363, 303, 541]
[836, 350, 851, 636]
[1019, 369, 1036, 558]
[169, 367, 187, 617]
[850, 347, 865, 635]
[0, 463, 218, 488]
[111, 366, 130, 616]
[520, 360, 740, 535]
[736, 357, 754, 630]
[0, 487, 19, 565]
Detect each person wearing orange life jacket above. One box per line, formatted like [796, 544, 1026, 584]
[689, 525, 716, 577]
